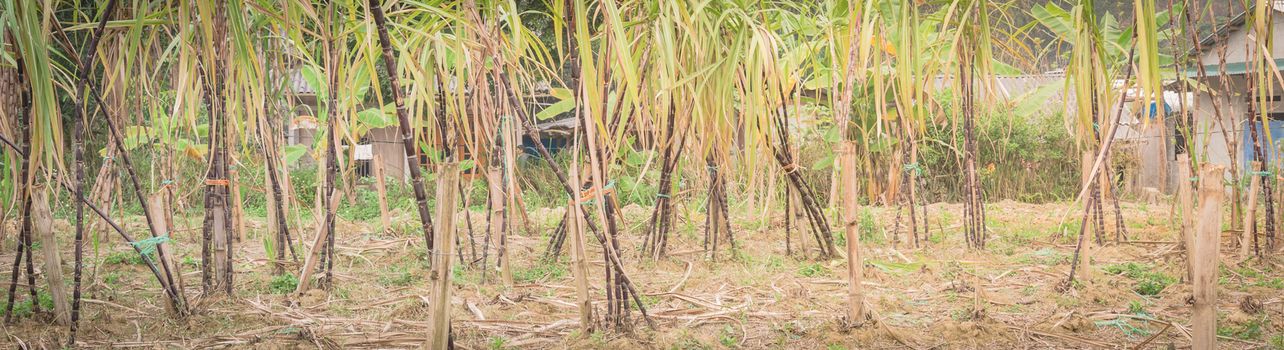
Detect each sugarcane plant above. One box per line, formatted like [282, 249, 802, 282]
[948, 0, 997, 250]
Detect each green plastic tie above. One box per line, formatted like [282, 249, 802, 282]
[1093, 318, 1149, 339]
[656, 193, 670, 199]
[161, 179, 175, 185]
[130, 235, 170, 257]
[1250, 170, 1272, 177]
[902, 162, 923, 175]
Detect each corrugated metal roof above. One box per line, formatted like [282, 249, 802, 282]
[1183, 58, 1284, 77]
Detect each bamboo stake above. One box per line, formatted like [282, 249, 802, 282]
[428, 163, 460, 350]
[374, 154, 392, 234]
[1243, 162, 1261, 257]
[149, 194, 184, 314]
[231, 168, 247, 242]
[488, 166, 512, 286]
[33, 186, 69, 325]
[293, 192, 339, 294]
[1177, 153, 1195, 282]
[840, 142, 866, 327]
[1192, 165, 1225, 350]
[256, 112, 296, 270]
[567, 149, 593, 332]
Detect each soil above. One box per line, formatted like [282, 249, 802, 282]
[2, 199, 1282, 349]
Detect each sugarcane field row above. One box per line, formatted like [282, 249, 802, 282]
[0, 0, 1282, 349]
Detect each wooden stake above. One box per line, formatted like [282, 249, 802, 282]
[293, 191, 340, 294]
[373, 154, 392, 233]
[839, 142, 866, 326]
[1192, 165, 1225, 350]
[1177, 153, 1194, 282]
[488, 166, 512, 286]
[149, 194, 184, 312]
[1243, 162, 1260, 257]
[428, 163, 460, 350]
[265, 164, 282, 275]
[567, 174, 593, 332]
[231, 168, 246, 242]
[33, 186, 69, 324]
[563, 131, 594, 331]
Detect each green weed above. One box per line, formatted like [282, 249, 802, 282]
[798, 263, 829, 277]
[269, 274, 298, 294]
[1103, 262, 1175, 296]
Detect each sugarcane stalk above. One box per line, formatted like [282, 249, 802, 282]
[368, 0, 436, 258]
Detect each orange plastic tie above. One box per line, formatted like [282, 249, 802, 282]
[205, 179, 230, 186]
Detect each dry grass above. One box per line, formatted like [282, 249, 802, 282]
[2, 199, 1282, 349]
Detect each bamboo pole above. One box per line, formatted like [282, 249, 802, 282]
[567, 152, 593, 332]
[1192, 165, 1225, 350]
[149, 194, 184, 313]
[1243, 162, 1261, 257]
[33, 186, 69, 325]
[839, 142, 866, 326]
[265, 164, 282, 275]
[293, 191, 339, 294]
[487, 166, 512, 286]
[1177, 153, 1194, 281]
[373, 154, 392, 233]
[428, 163, 460, 350]
[231, 168, 247, 242]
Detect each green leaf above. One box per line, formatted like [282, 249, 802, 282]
[549, 87, 573, 101]
[122, 126, 154, 151]
[811, 154, 835, 171]
[536, 99, 575, 121]
[356, 105, 396, 129]
[823, 125, 841, 143]
[284, 144, 308, 165]
[351, 64, 371, 102]
[625, 149, 646, 167]
[1013, 80, 1064, 117]
[301, 64, 327, 100]
[804, 68, 833, 91]
[419, 142, 443, 163]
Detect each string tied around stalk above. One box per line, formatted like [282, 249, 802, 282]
[130, 235, 170, 257]
[782, 163, 801, 174]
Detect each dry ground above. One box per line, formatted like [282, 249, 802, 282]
[2, 199, 1283, 349]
